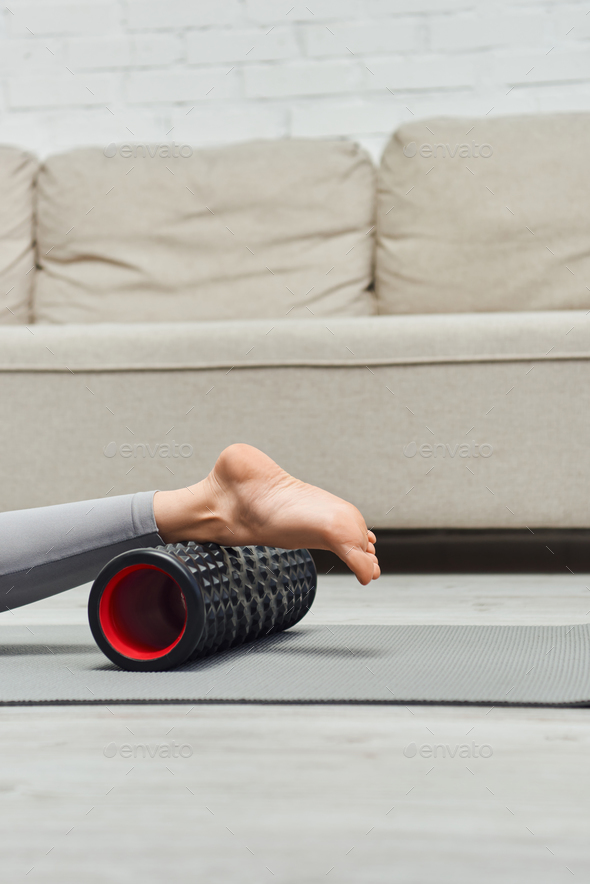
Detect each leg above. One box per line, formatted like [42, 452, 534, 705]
[0, 491, 162, 610]
[0, 444, 379, 611]
[154, 444, 380, 585]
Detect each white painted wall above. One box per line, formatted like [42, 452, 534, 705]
[1, 0, 589, 161]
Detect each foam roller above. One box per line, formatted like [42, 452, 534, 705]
[88, 542, 317, 671]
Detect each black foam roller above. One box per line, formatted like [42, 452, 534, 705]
[88, 542, 317, 671]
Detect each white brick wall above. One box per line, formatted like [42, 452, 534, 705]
[1, 0, 589, 161]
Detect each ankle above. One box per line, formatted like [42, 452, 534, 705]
[153, 476, 225, 544]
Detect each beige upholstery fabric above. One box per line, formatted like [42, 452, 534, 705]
[33, 140, 376, 323]
[0, 146, 37, 324]
[2, 311, 589, 529]
[2, 310, 589, 369]
[376, 114, 590, 315]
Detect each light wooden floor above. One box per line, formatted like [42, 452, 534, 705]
[2, 574, 590, 883]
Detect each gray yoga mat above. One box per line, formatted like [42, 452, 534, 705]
[0, 620, 589, 706]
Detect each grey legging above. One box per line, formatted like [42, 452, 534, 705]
[0, 491, 163, 611]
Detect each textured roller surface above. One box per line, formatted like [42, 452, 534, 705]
[1, 623, 590, 705]
[168, 542, 317, 659]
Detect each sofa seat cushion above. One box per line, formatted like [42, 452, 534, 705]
[33, 140, 376, 324]
[0, 146, 37, 324]
[3, 310, 590, 370]
[1, 311, 589, 529]
[376, 113, 590, 315]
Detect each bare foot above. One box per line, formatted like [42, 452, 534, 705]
[153, 444, 380, 585]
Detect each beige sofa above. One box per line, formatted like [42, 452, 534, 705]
[2, 113, 590, 530]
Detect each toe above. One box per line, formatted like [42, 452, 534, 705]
[368, 530, 377, 544]
[345, 547, 378, 585]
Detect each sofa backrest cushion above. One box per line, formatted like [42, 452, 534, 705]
[0, 146, 37, 324]
[33, 140, 376, 323]
[376, 113, 590, 314]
